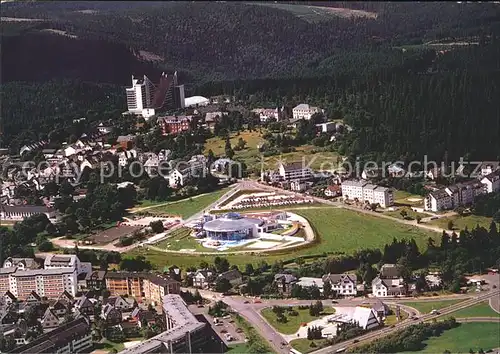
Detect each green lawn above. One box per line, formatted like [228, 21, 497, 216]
[393, 190, 425, 206]
[261, 307, 335, 335]
[290, 338, 330, 353]
[403, 322, 500, 353]
[296, 208, 439, 256]
[94, 340, 126, 353]
[144, 188, 231, 218]
[428, 214, 492, 232]
[154, 227, 212, 251]
[383, 207, 427, 221]
[400, 299, 465, 314]
[226, 343, 253, 353]
[448, 301, 500, 318]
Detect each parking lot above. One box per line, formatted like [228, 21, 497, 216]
[188, 303, 246, 345]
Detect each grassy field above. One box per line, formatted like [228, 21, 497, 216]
[154, 227, 212, 251]
[226, 343, 253, 353]
[393, 190, 425, 206]
[261, 306, 335, 335]
[383, 207, 427, 221]
[400, 299, 465, 314]
[290, 338, 330, 353]
[127, 206, 440, 270]
[296, 208, 439, 256]
[143, 188, 231, 218]
[448, 301, 500, 318]
[428, 214, 492, 232]
[402, 322, 500, 353]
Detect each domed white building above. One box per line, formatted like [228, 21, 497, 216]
[202, 213, 263, 241]
[184, 96, 209, 108]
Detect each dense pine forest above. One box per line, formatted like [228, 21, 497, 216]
[1, 1, 500, 161]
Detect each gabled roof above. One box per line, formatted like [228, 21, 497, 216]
[4, 291, 17, 301]
[42, 307, 59, 322]
[218, 269, 242, 282]
[322, 273, 357, 285]
[26, 291, 41, 302]
[274, 273, 297, 284]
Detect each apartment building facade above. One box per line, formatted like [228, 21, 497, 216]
[105, 272, 180, 300]
[143, 274, 181, 305]
[158, 115, 192, 135]
[278, 161, 313, 181]
[425, 179, 487, 212]
[341, 180, 394, 208]
[292, 104, 321, 121]
[9, 267, 78, 298]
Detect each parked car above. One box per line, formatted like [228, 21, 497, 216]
[221, 329, 228, 334]
[236, 328, 243, 333]
[243, 300, 250, 304]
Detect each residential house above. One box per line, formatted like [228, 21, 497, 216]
[101, 304, 123, 325]
[130, 307, 156, 328]
[296, 277, 324, 293]
[379, 264, 402, 279]
[252, 108, 280, 122]
[51, 300, 70, 317]
[217, 270, 243, 287]
[481, 170, 500, 193]
[74, 296, 95, 316]
[371, 300, 390, 318]
[167, 155, 206, 188]
[426, 167, 442, 180]
[274, 274, 297, 297]
[2, 258, 39, 270]
[315, 122, 336, 133]
[192, 269, 215, 289]
[118, 149, 138, 167]
[4, 291, 17, 306]
[116, 135, 136, 149]
[361, 168, 383, 180]
[322, 273, 357, 296]
[387, 164, 406, 178]
[41, 308, 60, 329]
[25, 291, 41, 304]
[85, 270, 107, 290]
[480, 162, 500, 176]
[371, 277, 407, 297]
[105, 296, 136, 312]
[292, 104, 321, 121]
[324, 185, 341, 198]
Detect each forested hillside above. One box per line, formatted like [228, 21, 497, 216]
[1, 1, 500, 162]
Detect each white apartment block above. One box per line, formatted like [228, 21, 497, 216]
[126, 75, 156, 119]
[278, 161, 313, 181]
[292, 104, 321, 121]
[425, 179, 487, 212]
[167, 155, 207, 188]
[44, 254, 91, 276]
[341, 180, 394, 208]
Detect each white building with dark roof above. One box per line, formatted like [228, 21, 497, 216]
[341, 180, 394, 208]
[278, 161, 313, 181]
[292, 104, 321, 121]
[0, 205, 56, 221]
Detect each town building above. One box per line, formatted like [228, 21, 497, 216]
[2, 258, 39, 270]
[167, 155, 207, 188]
[217, 270, 243, 287]
[341, 180, 394, 208]
[274, 274, 297, 296]
[9, 268, 78, 298]
[0, 205, 56, 221]
[158, 116, 192, 135]
[143, 274, 181, 305]
[296, 277, 324, 292]
[252, 108, 280, 122]
[125, 72, 184, 119]
[316, 122, 336, 133]
[481, 170, 500, 194]
[105, 272, 146, 298]
[278, 161, 313, 181]
[480, 162, 500, 176]
[9, 317, 92, 354]
[44, 254, 91, 276]
[292, 104, 321, 121]
[371, 277, 407, 297]
[425, 179, 487, 212]
[118, 294, 206, 354]
[322, 273, 357, 296]
[191, 269, 215, 289]
[324, 185, 341, 197]
[184, 95, 209, 108]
